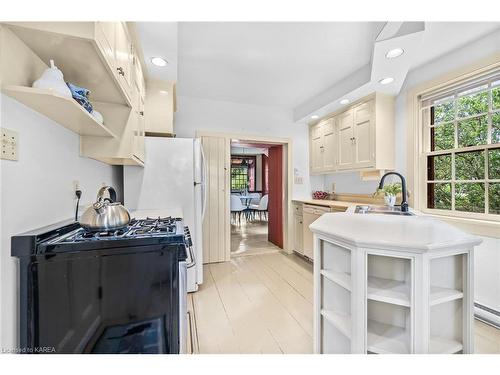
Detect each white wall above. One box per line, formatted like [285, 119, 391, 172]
[175, 95, 311, 199]
[0, 94, 121, 350]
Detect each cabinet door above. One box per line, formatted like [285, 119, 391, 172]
[338, 109, 354, 169]
[353, 100, 374, 168]
[303, 211, 322, 260]
[115, 22, 133, 98]
[293, 214, 304, 254]
[134, 96, 145, 162]
[95, 22, 116, 69]
[310, 124, 324, 174]
[322, 118, 337, 171]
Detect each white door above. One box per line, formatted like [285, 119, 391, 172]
[353, 100, 374, 168]
[338, 109, 354, 169]
[201, 136, 230, 264]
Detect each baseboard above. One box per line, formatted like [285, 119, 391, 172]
[474, 302, 500, 329]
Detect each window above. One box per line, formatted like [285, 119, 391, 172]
[230, 156, 256, 191]
[421, 73, 500, 217]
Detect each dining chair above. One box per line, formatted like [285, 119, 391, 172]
[230, 194, 247, 224]
[249, 194, 269, 221]
[248, 192, 261, 206]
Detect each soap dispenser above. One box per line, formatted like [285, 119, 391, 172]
[32, 59, 72, 98]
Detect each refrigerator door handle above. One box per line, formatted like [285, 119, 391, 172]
[200, 143, 208, 220]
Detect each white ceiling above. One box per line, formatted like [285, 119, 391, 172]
[176, 22, 385, 107]
[136, 22, 178, 82]
[136, 21, 500, 109]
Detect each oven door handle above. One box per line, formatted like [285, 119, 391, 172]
[186, 245, 196, 268]
[178, 261, 188, 354]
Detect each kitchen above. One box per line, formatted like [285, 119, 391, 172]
[0, 2, 499, 371]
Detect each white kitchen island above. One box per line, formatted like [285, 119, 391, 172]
[310, 212, 482, 354]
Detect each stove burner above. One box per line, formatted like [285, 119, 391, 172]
[58, 216, 183, 244]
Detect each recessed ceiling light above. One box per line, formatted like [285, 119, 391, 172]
[310, 115, 319, 120]
[385, 48, 404, 59]
[379, 77, 394, 85]
[340, 98, 350, 105]
[151, 57, 168, 67]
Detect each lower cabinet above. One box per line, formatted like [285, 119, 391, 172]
[293, 213, 304, 255]
[302, 205, 331, 260]
[314, 238, 474, 354]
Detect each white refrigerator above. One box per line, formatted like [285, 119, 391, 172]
[124, 137, 206, 292]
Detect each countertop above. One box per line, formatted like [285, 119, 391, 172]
[292, 198, 361, 210]
[309, 212, 482, 252]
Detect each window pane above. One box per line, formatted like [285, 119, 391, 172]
[493, 112, 500, 144]
[433, 101, 455, 124]
[431, 123, 454, 151]
[455, 183, 485, 213]
[427, 183, 452, 210]
[427, 154, 451, 180]
[493, 81, 500, 110]
[457, 89, 488, 118]
[489, 148, 500, 179]
[457, 115, 488, 147]
[455, 151, 485, 180]
[489, 183, 500, 215]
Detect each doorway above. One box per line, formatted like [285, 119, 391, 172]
[197, 131, 292, 264]
[229, 141, 284, 257]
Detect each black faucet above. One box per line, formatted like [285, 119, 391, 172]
[378, 172, 409, 212]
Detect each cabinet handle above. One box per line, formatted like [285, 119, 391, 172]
[117, 67, 125, 76]
[139, 111, 144, 116]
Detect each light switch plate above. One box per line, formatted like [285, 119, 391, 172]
[1, 128, 18, 161]
[294, 176, 303, 184]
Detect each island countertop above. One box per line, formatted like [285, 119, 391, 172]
[309, 212, 482, 252]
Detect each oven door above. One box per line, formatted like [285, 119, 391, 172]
[27, 244, 181, 354]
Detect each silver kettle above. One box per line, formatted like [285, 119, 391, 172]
[80, 186, 131, 231]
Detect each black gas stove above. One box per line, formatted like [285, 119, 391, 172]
[55, 216, 184, 243]
[11, 216, 189, 354]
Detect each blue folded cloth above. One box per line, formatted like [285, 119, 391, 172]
[66, 82, 93, 113]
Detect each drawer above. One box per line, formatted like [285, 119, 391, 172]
[303, 204, 331, 214]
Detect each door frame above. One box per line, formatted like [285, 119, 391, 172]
[196, 130, 294, 259]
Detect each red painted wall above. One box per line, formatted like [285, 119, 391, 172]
[267, 145, 283, 248]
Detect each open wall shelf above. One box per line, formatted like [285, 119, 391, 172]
[3, 85, 117, 138]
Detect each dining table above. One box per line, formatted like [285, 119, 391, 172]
[238, 195, 254, 208]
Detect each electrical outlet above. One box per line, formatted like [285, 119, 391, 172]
[1, 128, 18, 161]
[73, 180, 80, 199]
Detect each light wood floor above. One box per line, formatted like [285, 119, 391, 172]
[230, 218, 280, 257]
[192, 253, 500, 354]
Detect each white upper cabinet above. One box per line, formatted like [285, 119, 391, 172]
[114, 22, 134, 101]
[0, 22, 149, 167]
[337, 109, 355, 169]
[309, 118, 336, 174]
[309, 93, 395, 174]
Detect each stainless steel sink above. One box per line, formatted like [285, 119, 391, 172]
[354, 205, 415, 216]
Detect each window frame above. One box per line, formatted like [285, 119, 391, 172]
[407, 56, 500, 237]
[422, 77, 500, 218]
